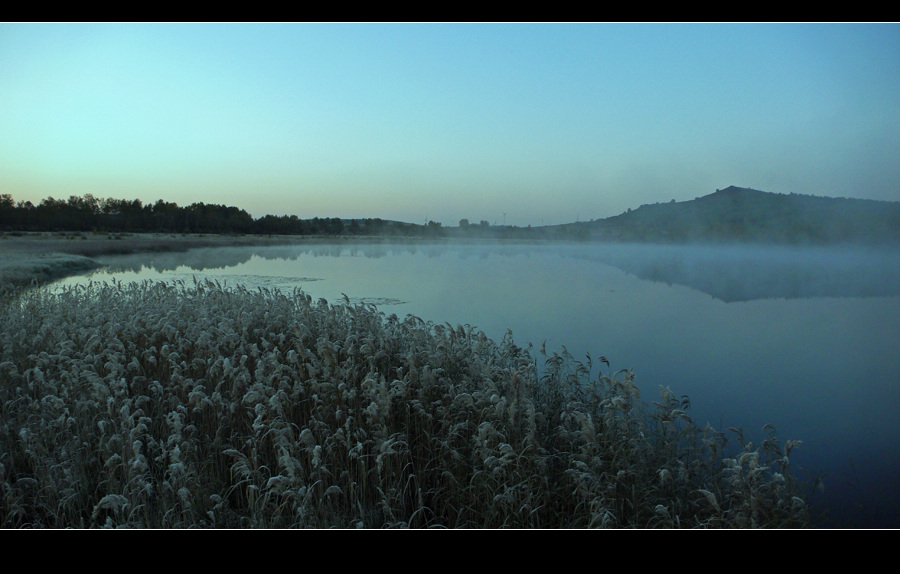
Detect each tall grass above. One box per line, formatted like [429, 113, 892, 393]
[0, 279, 811, 528]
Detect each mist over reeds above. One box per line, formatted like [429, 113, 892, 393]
[0, 279, 811, 528]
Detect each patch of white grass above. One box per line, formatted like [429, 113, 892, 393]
[0, 253, 102, 287]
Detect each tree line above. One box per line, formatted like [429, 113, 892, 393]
[0, 193, 573, 240]
[0, 194, 433, 237]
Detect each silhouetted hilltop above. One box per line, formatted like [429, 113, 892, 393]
[568, 186, 900, 244]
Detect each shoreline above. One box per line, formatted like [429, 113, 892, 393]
[0, 231, 319, 289]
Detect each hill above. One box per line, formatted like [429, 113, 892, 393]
[557, 186, 900, 244]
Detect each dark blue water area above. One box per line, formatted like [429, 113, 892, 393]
[59, 240, 900, 528]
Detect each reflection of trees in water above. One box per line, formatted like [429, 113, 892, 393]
[96, 247, 259, 273]
[93, 240, 437, 274]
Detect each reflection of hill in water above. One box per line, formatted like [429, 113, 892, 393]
[94, 240, 900, 303]
[576, 243, 900, 302]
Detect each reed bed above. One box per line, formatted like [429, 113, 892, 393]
[0, 279, 811, 528]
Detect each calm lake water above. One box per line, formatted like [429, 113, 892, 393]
[53, 239, 900, 528]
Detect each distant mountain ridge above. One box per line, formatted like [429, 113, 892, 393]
[564, 186, 900, 244]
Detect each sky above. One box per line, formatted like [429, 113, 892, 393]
[1, 22, 899, 227]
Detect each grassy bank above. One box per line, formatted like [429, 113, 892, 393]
[0, 230, 314, 258]
[0, 252, 103, 289]
[0, 231, 313, 296]
[0, 279, 811, 528]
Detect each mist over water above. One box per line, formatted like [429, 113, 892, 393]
[56, 240, 900, 527]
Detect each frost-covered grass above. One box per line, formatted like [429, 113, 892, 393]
[0, 253, 102, 289]
[0, 279, 812, 528]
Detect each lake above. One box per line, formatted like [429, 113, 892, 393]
[52, 239, 900, 528]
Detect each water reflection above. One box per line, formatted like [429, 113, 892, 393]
[88, 240, 900, 303]
[576, 243, 900, 302]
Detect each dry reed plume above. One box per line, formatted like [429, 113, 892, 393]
[0, 279, 812, 528]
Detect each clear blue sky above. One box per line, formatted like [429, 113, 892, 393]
[2, 22, 898, 226]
